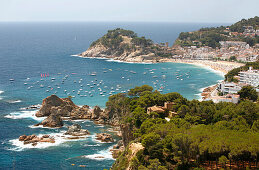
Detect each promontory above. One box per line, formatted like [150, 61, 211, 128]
[79, 28, 171, 63]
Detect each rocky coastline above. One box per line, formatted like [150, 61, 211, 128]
[17, 95, 125, 158]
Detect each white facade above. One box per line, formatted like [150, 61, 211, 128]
[218, 82, 242, 94]
[205, 94, 240, 104]
[239, 67, 259, 87]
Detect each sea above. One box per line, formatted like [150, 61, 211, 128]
[0, 22, 225, 169]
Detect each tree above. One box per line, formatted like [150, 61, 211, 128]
[128, 85, 153, 96]
[238, 85, 258, 101]
[229, 56, 237, 61]
[219, 155, 228, 168]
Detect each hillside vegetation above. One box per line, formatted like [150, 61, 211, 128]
[80, 28, 172, 62]
[110, 85, 259, 169]
[175, 16, 259, 48]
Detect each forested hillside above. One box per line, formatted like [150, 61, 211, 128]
[110, 85, 259, 169]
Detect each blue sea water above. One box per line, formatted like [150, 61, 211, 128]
[0, 22, 224, 169]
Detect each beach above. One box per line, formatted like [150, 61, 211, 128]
[160, 59, 245, 76]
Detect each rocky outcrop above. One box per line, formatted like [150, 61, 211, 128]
[96, 133, 114, 143]
[35, 114, 63, 128]
[111, 140, 124, 158]
[111, 142, 144, 169]
[92, 106, 102, 119]
[70, 105, 91, 119]
[92, 108, 120, 126]
[19, 134, 55, 146]
[35, 95, 121, 126]
[120, 124, 134, 147]
[80, 45, 159, 63]
[79, 28, 165, 63]
[36, 95, 77, 117]
[64, 124, 90, 136]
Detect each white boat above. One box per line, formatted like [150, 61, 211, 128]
[90, 73, 97, 76]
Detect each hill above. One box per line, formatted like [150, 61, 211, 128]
[174, 16, 259, 48]
[79, 28, 171, 63]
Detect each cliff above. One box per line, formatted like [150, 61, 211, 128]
[79, 28, 171, 63]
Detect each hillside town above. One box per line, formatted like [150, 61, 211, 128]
[166, 24, 259, 62]
[170, 40, 259, 62]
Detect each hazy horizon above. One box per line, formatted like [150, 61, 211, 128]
[1, 0, 258, 23]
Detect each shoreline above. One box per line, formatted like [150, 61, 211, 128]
[74, 55, 245, 101]
[159, 59, 245, 76]
[74, 55, 244, 76]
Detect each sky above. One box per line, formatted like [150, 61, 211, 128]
[0, 0, 258, 23]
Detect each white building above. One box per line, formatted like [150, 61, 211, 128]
[218, 82, 242, 94]
[239, 67, 259, 87]
[205, 94, 240, 104]
[219, 41, 247, 49]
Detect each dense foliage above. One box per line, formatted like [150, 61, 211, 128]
[238, 85, 258, 101]
[89, 28, 172, 58]
[225, 61, 259, 82]
[229, 16, 259, 33]
[175, 16, 259, 48]
[111, 85, 259, 169]
[90, 28, 156, 56]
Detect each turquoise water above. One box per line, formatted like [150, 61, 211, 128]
[0, 22, 224, 169]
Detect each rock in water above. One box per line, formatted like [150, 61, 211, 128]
[96, 133, 114, 142]
[91, 106, 102, 119]
[36, 114, 63, 128]
[18, 135, 55, 145]
[36, 95, 77, 117]
[64, 124, 90, 136]
[70, 105, 91, 119]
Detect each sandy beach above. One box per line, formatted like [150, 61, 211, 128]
[160, 59, 245, 76]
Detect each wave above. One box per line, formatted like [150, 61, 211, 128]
[0, 90, 4, 100]
[72, 55, 108, 60]
[28, 125, 59, 129]
[8, 131, 89, 151]
[6, 100, 22, 103]
[83, 144, 101, 147]
[4, 110, 45, 122]
[83, 146, 114, 160]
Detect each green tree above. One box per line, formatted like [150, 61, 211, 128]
[219, 155, 228, 168]
[238, 85, 258, 101]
